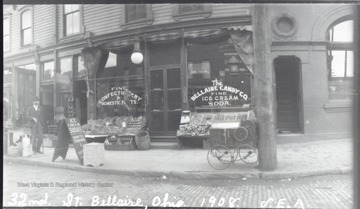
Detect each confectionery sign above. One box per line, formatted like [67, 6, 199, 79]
[98, 87, 142, 106]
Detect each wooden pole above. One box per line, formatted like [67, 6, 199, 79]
[253, 4, 277, 170]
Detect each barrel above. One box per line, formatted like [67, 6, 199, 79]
[135, 131, 150, 150]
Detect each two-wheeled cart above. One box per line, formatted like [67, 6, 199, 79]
[207, 118, 258, 170]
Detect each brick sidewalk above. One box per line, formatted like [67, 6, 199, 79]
[4, 138, 353, 179]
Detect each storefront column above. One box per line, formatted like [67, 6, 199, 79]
[253, 4, 277, 170]
[11, 63, 17, 124]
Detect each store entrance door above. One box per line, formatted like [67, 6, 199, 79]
[274, 56, 302, 133]
[148, 67, 182, 140]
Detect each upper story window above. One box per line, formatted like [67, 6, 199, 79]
[121, 4, 153, 29]
[179, 4, 205, 14]
[327, 20, 354, 100]
[125, 4, 146, 22]
[21, 10, 32, 46]
[64, 5, 80, 36]
[3, 18, 10, 52]
[173, 4, 211, 21]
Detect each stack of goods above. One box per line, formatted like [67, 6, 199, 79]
[81, 116, 146, 136]
[177, 113, 211, 136]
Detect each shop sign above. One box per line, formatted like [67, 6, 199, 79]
[98, 87, 142, 106]
[190, 78, 248, 107]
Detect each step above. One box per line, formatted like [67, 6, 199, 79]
[150, 142, 178, 149]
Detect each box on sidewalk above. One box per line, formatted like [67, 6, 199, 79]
[83, 143, 104, 167]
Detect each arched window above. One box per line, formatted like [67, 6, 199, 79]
[21, 10, 32, 46]
[327, 20, 354, 100]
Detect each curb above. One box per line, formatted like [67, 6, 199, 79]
[4, 156, 352, 180]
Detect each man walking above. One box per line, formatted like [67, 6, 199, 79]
[26, 96, 44, 154]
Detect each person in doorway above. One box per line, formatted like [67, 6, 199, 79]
[54, 106, 66, 133]
[26, 96, 44, 154]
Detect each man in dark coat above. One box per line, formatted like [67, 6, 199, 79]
[26, 96, 44, 154]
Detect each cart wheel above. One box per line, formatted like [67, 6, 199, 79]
[207, 144, 232, 170]
[236, 144, 258, 164]
[234, 127, 249, 142]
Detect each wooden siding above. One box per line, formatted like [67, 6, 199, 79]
[83, 4, 122, 36]
[211, 4, 251, 17]
[34, 5, 55, 48]
[152, 4, 174, 25]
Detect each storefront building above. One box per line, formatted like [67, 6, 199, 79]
[3, 4, 356, 142]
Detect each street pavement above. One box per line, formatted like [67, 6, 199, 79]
[4, 138, 353, 179]
[3, 163, 353, 208]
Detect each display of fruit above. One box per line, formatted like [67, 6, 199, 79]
[81, 116, 146, 136]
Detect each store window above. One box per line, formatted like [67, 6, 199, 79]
[4, 18, 10, 52]
[96, 50, 145, 118]
[327, 20, 354, 100]
[41, 60, 55, 82]
[187, 38, 251, 111]
[58, 56, 72, 92]
[21, 10, 32, 46]
[64, 5, 81, 36]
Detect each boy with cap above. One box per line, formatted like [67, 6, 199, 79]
[26, 96, 44, 154]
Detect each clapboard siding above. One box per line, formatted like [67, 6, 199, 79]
[211, 4, 251, 17]
[152, 4, 174, 25]
[83, 4, 122, 36]
[34, 5, 55, 47]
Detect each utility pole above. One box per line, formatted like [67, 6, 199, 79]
[253, 4, 277, 170]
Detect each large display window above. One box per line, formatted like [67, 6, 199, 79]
[95, 49, 145, 118]
[187, 38, 251, 111]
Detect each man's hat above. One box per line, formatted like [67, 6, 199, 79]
[33, 96, 40, 102]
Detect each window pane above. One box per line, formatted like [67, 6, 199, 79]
[19, 63, 36, 70]
[151, 91, 164, 110]
[66, 15, 73, 35]
[105, 52, 117, 68]
[77, 55, 86, 76]
[64, 4, 79, 14]
[60, 57, 72, 77]
[23, 28, 32, 45]
[22, 11, 32, 29]
[42, 61, 54, 81]
[330, 51, 346, 78]
[72, 12, 80, 34]
[180, 4, 204, 13]
[167, 90, 181, 110]
[4, 19, 9, 35]
[150, 70, 163, 89]
[167, 68, 181, 89]
[64, 5, 72, 13]
[346, 51, 354, 77]
[126, 4, 146, 22]
[332, 20, 353, 42]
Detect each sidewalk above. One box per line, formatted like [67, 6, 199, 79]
[4, 138, 353, 179]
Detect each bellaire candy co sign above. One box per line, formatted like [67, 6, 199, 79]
[190, 79, 248, 107]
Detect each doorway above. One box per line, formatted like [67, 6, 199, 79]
[274, 56, 303, 133]
[148, 67, 182, 138]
